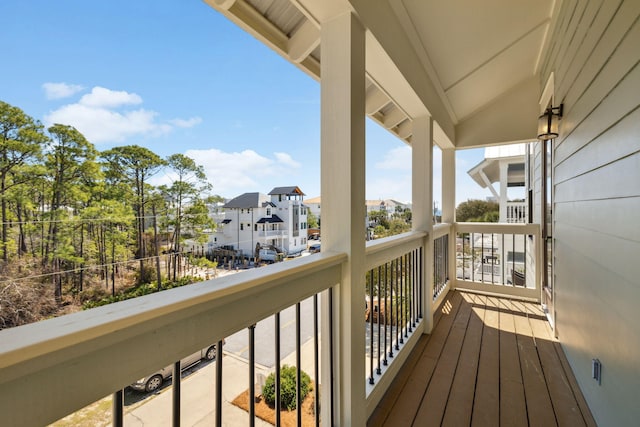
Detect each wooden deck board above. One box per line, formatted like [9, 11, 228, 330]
[525, 302, 587, 427]
[471, 295, 500, 427]
[412, 292, 473, 426]
[368, 290, 595, 427]
[375, 291, 463, 426]
[440, 293, 484, 427]
[497, 297, 528, 427]
[510, 298, 558, 427]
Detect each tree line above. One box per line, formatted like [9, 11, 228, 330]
[0, 100, 221, 328]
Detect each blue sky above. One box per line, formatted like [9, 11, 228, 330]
[0, 0, 491, 206]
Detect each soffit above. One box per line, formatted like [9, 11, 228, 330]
[206, 0, 556, 148]
[387, 0, 553, 122]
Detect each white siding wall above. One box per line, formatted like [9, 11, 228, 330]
[540, 1, 640, 425]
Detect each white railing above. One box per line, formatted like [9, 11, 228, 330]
[259, 229, 287, 237]
[454, 222, 541, 300]
[364, 231, 427, 415]
[505, 201, 527, 223]
[432, 223, 453, 310]
[0, 223, 540, 426]
[0, 252, 345, 427]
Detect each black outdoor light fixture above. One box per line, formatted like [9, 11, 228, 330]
[537, 103, 563, 140]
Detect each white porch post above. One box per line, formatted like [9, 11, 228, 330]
[499, 160, 509, 222]
[320, 11, 366, 426]
[411, 116, 434, 333]
[441, 148, 456, 224]
[441, 148, 457, 291]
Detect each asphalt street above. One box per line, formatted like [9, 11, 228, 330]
[223, 295, 318, 368]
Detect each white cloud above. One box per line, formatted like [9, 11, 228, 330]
[45, 103, 168, 143]
[42, 82, 84, 100]
[43, 85, 197, 144]
[78, 86, 142, 108]
[367, 175, 411, 203]
[274, 152, 301, 168]
[169, 117, 202, 128]
[375, 145, 411, 170]
[176, 148, 303, 197]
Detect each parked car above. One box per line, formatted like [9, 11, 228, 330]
[309, 243, 321, 253]
[130, 341, 222, 392]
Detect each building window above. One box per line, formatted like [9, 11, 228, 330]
[266, 207, 271, 216]
[240, 224, 244, 230]
[247, 223, 251, 228]
[254, 224, 258, 231]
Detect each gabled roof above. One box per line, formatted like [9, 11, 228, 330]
[256, 214, 284, 224]
[268, 186, 305, 196]
[262, 201, 277, 208]
[223, 192, 269, 208]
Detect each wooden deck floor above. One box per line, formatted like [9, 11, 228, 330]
[368, 290, 596, 427]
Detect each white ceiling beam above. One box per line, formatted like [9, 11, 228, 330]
[348, 0, 456, 142]
[396, 119, 412, 139]
[365, 87, 390, 115]
[383, 107, 407, 129]
[204, 0, 288, 52]
[288, 20, 320, 63]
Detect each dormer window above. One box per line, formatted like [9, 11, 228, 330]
[266, 207, 271, 216]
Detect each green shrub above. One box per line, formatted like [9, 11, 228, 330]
[262, 365, 311, 410]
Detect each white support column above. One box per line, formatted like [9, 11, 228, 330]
[320, 11, 366, 426]
[499, 161, 509, 222]
[411, 116, 434, 333]
[441, 148, 456, 224]
[441, 148, 457, 291]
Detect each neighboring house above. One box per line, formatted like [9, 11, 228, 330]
[467, 143, 528, 223]
[465, 143, 529, 285]
[366, 199, 410, 218]
[212, 186, 308, 257]
[305, 195, 321, 225]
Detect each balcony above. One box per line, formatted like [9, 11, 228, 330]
[0, 223, 593, 426]
[1, 0, 635, 424]
[368, 289, 596, 426]
[259, 229, 288, 238]
[505, 201, 527, 224]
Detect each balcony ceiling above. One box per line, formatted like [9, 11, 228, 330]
[206, 0, 556, 149]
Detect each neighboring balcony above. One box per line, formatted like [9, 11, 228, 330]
[259, 229, 288, 238]
[0, 222, 593, 426]
[505, 201, 528, 224]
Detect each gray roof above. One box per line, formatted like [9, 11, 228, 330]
[223, 192, 269, 209]
[256, 215, 284, 224]
[268, 186, 305, 196]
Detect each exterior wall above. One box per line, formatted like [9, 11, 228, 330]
[271, 195, 307, 255]
[220, 207, 266, 255]
[540, 1, 640, 425]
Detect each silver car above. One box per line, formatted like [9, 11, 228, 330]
[130, 342, 221, 392]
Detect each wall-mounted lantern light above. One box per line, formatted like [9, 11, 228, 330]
[537, 104, 563, 140]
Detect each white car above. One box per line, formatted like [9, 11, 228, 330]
[130, 342, 221, 392]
